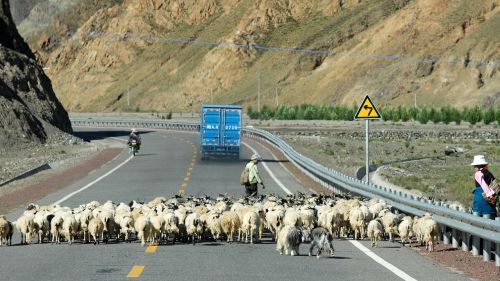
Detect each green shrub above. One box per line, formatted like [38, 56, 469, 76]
[417, 107, 430, 124]
[483, 107, 495, 125]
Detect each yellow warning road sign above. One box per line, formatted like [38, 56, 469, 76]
[355, 95, 382, 119]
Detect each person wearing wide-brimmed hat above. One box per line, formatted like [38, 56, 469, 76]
[244, 154, 265, 196]
[470, 155, 497, 217]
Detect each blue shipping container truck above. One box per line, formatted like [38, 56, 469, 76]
[200, 104, 242, 160]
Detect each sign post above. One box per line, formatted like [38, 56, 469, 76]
[354, 95, 382, 183]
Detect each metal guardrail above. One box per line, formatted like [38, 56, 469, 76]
[71, 118, 500, 264]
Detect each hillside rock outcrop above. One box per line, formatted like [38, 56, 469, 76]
[0, 0, 72, 147]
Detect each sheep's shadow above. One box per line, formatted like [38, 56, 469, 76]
[200, 242, 225, 246]
[290, 255, 351, 259]
[433, 247, 458, 253]
[133, 153, 157, 157]
[375, 245, 402, 249]
[95, 268, 121, 274]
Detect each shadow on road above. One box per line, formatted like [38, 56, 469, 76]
[73, 130, 154, 142]
[202, 158, 289, 163]
[200, 242, 225, 246]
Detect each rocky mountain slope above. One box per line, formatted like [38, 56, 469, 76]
[8, 0, 44, 24]
[18, 0, 500, 112]
[0, 0, 72, 148]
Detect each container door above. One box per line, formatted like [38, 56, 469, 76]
[223, 109, 241, 146]
[202, 108, 221, 146]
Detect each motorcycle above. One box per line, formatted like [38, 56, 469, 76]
[129, 140, 139, 156]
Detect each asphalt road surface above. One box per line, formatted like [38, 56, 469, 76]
[0, 128, 473, 281]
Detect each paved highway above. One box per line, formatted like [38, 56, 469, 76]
[0, 128, 472, 281]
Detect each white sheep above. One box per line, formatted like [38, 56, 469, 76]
[369, 202, 388, 218]
[135, 215, 152, 246]
[162, 212, 180, 244]
[194, 205, 209, 217]
[88, 217, 104, 245]
[149, 215, 165, 244]
[62, 213, 79, 245]
[213, 200, 229, 213]
[33, 212, 50, 244]
[185, 212, 203, 245]
[420, 214, 439, 252]
[276, 225, 302, 256]
[367, 219, 383, 247]
[241, 210, 260, 244]
[206, 211, 223, 241]
[16, 212, 35, 244]
[283, 207, 302, 227]
[398, 216, 413, 246]
[382, 211, 400, 242]
[265, 207, 285, 241]
[96, 210, 116, 243]
[119, 215, 135, 242]
[299, 205, 317, 230]
[86, 201, 101, 210]
[78, 209, 93, 243]
[115, 202, 131, 215]
[50, 214, 64, 244]
[349, 206, 366, 240]
[148, 196, 167, 208]
[0, 215, 11, 246]
[219, 210, 240, 242]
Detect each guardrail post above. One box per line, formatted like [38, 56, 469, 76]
[496, 217, 500, 267]
[462, 231, 470, 252]
[472, 212, 481, 256]
[483, 214, 492, 261]
[443, 228, 451, 245]
[451, 229, 459, 248]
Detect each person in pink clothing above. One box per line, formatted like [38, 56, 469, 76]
[470, 155, 497, 217]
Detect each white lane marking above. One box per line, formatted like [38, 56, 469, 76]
[55, 132, 132, 204]
[54, 155, 134, 205]
[257, 143, 315, 193]
[242, 141, 292, 195]
[349, 240, 418, 281]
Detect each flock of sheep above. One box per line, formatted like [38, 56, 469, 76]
[0, 193, 440, 257]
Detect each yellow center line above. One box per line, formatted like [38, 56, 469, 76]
[179, 190, 185, 194]
[145, 244, 158, 253]
[127, 265, 144, 278]
[184, 177, 190, 181]
[180, 183, 188, 188]
[190, 163, 195, 167]
[186, 172, 192, 176]
[188, 167, 193, 171]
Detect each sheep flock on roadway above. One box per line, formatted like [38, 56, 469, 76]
[0, 193, 440, 257]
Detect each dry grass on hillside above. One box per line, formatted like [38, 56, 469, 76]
[24, 0, 500, 112]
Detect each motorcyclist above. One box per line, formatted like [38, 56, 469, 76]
[128, 128, 142, 151]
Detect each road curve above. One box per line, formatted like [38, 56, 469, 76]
[0, 128, 472, 281]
